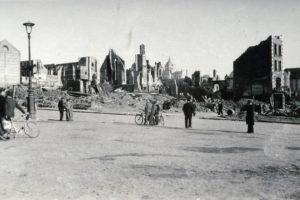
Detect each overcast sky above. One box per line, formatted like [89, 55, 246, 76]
[1, 0, 300, 78]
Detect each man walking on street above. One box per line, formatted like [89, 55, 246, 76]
[182, 97, 196, 128]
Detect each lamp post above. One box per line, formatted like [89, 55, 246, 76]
[23, 21, 36, 119]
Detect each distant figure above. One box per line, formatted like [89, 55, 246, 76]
[150, 101, 158, 125]
[182, 97, 196, 128]
[245, 100, 255, 133]
[154, 104, 161, 125]
[144, 100, 152, 125]
[69, 99, 74, 121]
[58, 97, 66, 121]
[218, 101, 223, 116]
[65, 99, 72, 121]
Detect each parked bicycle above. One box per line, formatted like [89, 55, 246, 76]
[135, 110, 164, 126]
[1, 114, 40, 140]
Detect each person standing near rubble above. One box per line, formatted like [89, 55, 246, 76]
[218, 101, 223, 116]
[150, 100, 158, 125]
[245, 100, 255, 133]
[144, 99, 152, 125]
[69, 99, 74, 121]
[182, 97, 196, 128]
[65, 99, 72, 121]
[58, 97, 66, 121]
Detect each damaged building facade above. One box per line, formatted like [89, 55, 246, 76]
[233, 35, 289, 101]
[55, 56, 99, 93]
[100, 49, 126, 87]
[126, 44, 163, 92]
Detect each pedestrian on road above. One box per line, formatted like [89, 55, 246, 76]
[65, 99, 72, 121]
[144, 99, 152, 125]
[182, 97, 196, 128]
[150, 100, 158, 125]
[69, 99, 74, 121]
[245, 100, 255, 133]
[0, 89, 7, 137]
[58, 97, 65, 121]
[218, 101, 223, 116]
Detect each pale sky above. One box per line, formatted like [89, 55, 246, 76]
[1, 0, 300, 78]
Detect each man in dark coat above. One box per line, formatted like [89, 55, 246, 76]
[218, 101, 223, 116]
[245, 100, 255, 133]
[1, 90, 26, 140]
[182, 97, 196, 128]
[58, 97, 65, 121]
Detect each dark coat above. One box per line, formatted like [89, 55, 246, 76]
[0, 95, 5, 117]
[183, 102, 195, 116]
[58, 99, 65, 110]
[245, 104, 255, 125]
[3, 96, 25, 118]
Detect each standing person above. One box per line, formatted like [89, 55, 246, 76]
[182, 97, 196, 128]
[144, 99, 152, 125]
[150, 100, 157, 125]
[218, 101, 223, 116]
[154, 103, 161, 125]
[245, 100, 255, 133]
[58, 97, 65, 121]
[69, 99, 74, 121]
[65, 99, 71, 121]
[1, 90, 27, 140]
[0, 89, 7, 137]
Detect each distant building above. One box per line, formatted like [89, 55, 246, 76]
[56, 56, 98, 93]
[100, 49, 126, 87]
[21, 59, 48, 87]
[162, 57, 174, 79]
[127, 44, 163, 92]
[192, 71, 201, 86]
[233, 35, 289, 100]
[0, 40, 20, 87]
[44, 64, 63, 89]
[285, 68, 300, 97]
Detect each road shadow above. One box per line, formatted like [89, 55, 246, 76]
[182, 146, 262, 154]
[286, 147, 300, 151]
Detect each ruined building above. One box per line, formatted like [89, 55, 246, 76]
[55, 56, 99, 93]
[126, 44, 163, 92]
[233, 35, 289, 100]
[285, 68, 300, 98]
[162, 57, 174, 79]
[100, 49, 126, 87]
[0, 40, 20, 87]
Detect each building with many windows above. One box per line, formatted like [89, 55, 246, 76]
[233, 35, 289, 100]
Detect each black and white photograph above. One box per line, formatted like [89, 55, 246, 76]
[0, 0, 299, 199]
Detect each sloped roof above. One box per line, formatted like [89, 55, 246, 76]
[0, 39, 21, 54]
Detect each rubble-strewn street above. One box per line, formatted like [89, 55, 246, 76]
[0, 110, 299, 200]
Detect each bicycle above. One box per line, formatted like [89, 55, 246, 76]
[1, 114, 40, 140]
[134, 111, 164, 126]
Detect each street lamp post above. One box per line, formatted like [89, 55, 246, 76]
[23, 21, 36, 119]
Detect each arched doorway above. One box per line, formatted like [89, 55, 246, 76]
[276, 77, 281, 91]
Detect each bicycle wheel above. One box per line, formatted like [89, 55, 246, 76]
[158, 115, 165, 126]
[135, 114, 144, 125]
[24, 121, 40, 138]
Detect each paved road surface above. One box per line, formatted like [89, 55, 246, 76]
[0, 110, 299, 200]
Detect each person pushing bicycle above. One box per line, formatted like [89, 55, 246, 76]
[0, 89, 28, 140]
